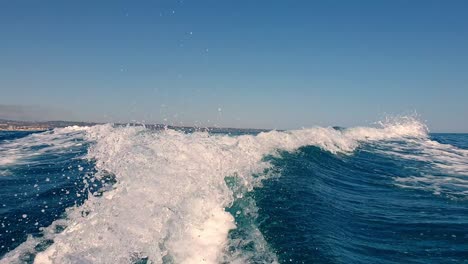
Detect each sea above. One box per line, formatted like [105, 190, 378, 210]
[0, 116, 467, 264]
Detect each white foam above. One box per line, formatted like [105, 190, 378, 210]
[1, 117, 432, 263]
[379, 138, 468, 197]
[395, 175, 468, 196]
[0, 127, 88, 168]
[344, 115, 429, 141]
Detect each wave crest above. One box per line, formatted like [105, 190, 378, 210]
[1, 116, 432, 263]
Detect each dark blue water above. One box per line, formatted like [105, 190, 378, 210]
[255, 138, 468, 264]
[1, 129, 467, 263]
[0, 131, 94, 259]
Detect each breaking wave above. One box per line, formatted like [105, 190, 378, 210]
[2, 116, 467, 263]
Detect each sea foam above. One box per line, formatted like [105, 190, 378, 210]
[1, 117, 439, 263]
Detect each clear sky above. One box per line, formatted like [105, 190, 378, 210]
[1, 0, 467, 131]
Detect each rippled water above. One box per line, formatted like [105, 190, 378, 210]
[0, 118, 467, 263]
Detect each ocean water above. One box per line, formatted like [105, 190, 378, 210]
[0, 117, 467, 264]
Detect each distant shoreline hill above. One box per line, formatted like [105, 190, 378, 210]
[0, 119, 99, 131]
[0, 119, 270, 134]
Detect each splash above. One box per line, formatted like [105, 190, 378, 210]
[1, 117, 431, 263]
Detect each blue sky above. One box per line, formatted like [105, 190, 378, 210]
[1, 1, 467, 131]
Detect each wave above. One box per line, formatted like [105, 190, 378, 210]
[0, 126, 86, 168]
[2, 116, 466, 263]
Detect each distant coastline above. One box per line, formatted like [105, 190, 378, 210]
[0, 119, 99, 131]
[0, 119, 270, 133]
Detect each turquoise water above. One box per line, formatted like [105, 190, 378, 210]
[0, 121, 467, 263]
